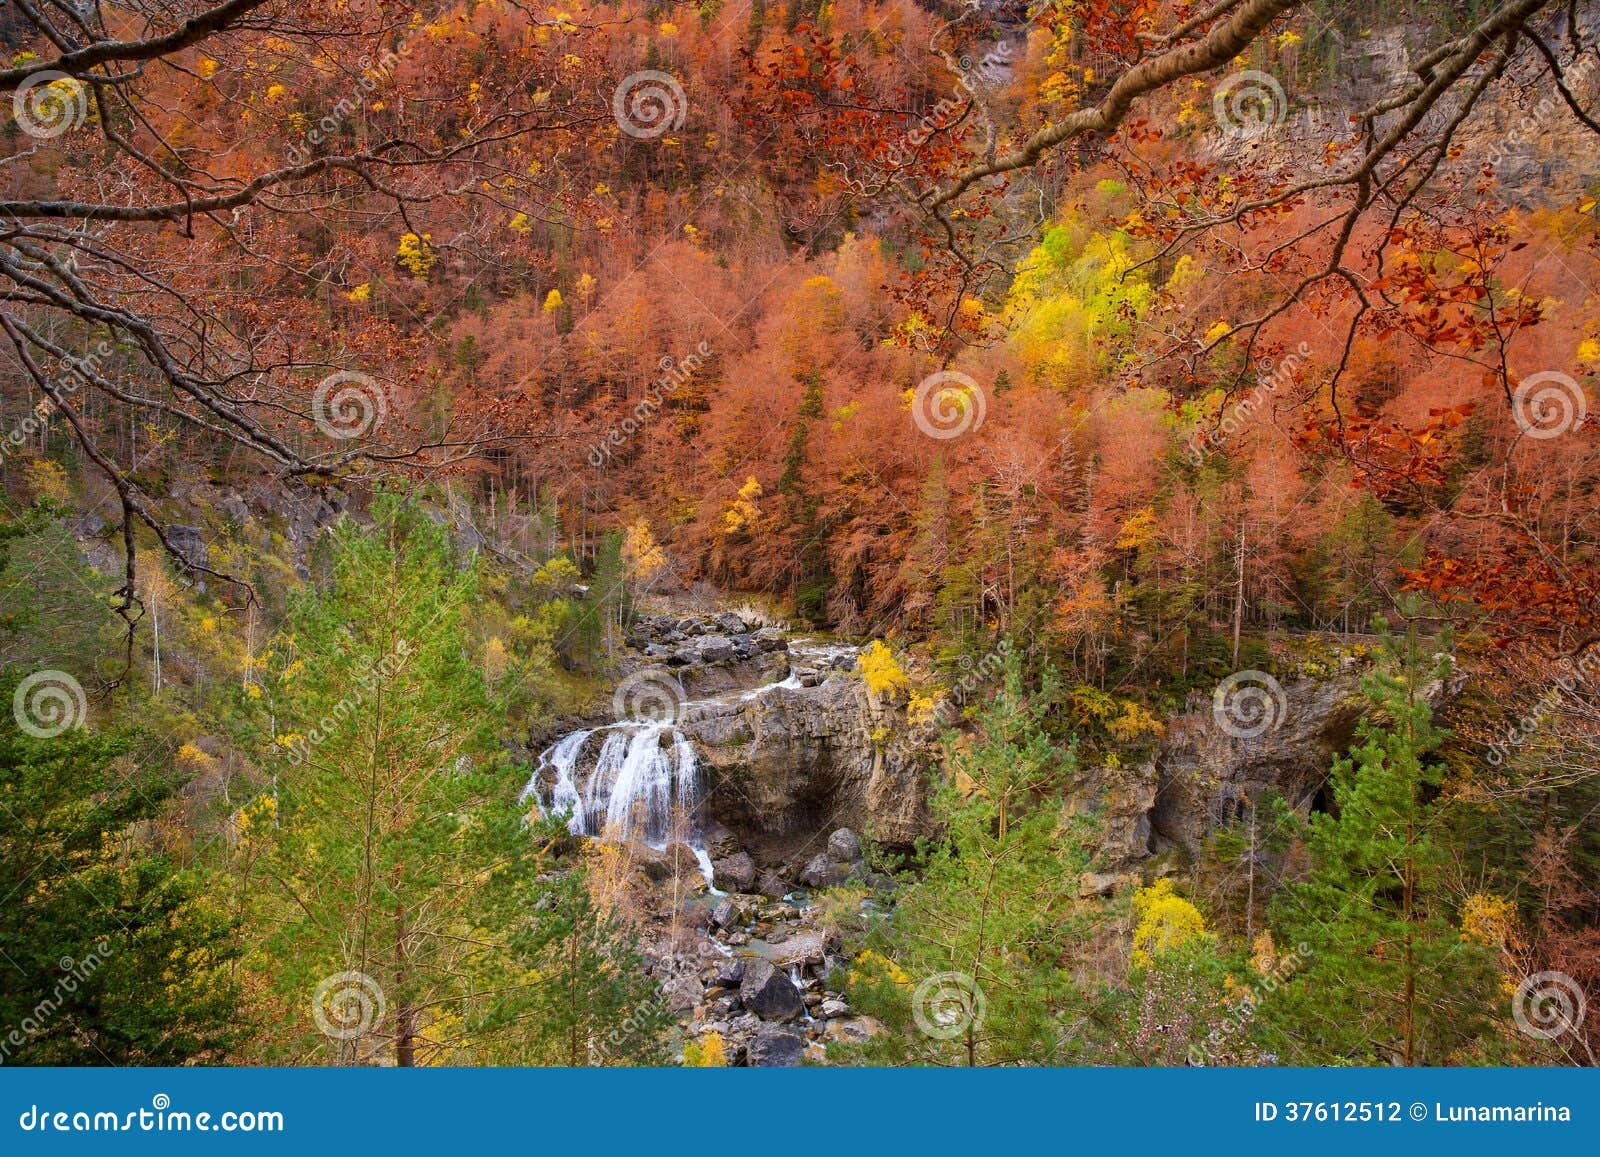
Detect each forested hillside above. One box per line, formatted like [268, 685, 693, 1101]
[1, 0, 1597, 1067]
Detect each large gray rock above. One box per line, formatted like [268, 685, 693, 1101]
[713, 611, 748, 634]
[747, 1024, 805, 1067]
[827, 828, 862, 863]
[767, 930, 826, 968]
[798, 853, 846, 888]
[167, 524, 208, 571]
[697, 636, 736, 664]
[756, 871, 790, 899]
[662, 973, 702, 1013]
[712, 851, 756, 893]
[739, 958, 804, 1021]
[710, 897, 746, 930]
[752, 627, 787, 652]
[217, 493, 251, 526]
[679, 673, 933, 853]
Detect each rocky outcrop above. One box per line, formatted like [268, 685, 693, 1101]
[1147, 672, 1368, 858]
[798, 825, 865, 887]
[534, 611, 934, 866]
[1227, 20, 1600, 208]
[1136, 661, 1462, 863]
[747, 1024, 805, 1066]
[738, 957, 805, 1021]
[679, 674, 931, 856]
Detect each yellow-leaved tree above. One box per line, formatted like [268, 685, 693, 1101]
[1129, 879, 1211, 969]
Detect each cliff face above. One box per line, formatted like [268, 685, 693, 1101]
[558, 615, 1457, 884]
[1146, 672, 1369, 859]
[1237, 17, 1600, 206]
[680, 674, 931, 858]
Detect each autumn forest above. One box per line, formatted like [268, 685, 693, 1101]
[0, 0, 1598, 1075]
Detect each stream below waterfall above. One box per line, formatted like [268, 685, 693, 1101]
[519, 636, 858, 886]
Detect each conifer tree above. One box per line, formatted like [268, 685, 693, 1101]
[246, 496, 544, 1065]
[0, 677, 242, 1064]
[847, 654, 1098, 1064]
[1265, 630, 1499, 1064]
[514, 862, 672, 1066]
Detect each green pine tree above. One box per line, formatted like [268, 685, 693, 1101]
[0, 676, 243, 1064]
[244, 495, 544, 1065]
[513, 859, 672, 1066]
[1265, 630, 1500, 1064]
[846, 654, 1099, 1064]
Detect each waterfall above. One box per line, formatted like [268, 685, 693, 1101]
[519, 632, 856, 891]
[522, 722, 714, 887]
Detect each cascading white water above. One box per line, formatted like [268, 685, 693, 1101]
[522, 720, 715, 886]
[520, 633, 858, 890]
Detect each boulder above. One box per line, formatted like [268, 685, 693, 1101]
[697, 636, 736, 664]
[702, 821, 742, 860]
[739, 958, 804, 1021]
[713, 611, 748, 634]
[767, 930, 827, 968]
[710, 898, 744, 929]
[747, 1024, 805, 1067]
[756, 871, 790, 899]
[826, 828, 862, 863]
[819, 998, 849, 1018]
[712, 958, 746, 988]
[1078, 871, 1122, 898]
[662, 973, 702, 1013]
[712, 851, 756, 893]
[752, 627, 787, 653]
[217, 493, 251, 526]
[823, 1016, 885, 1044]
[631, 841, 707, 887]
[168, 524, 209, 571]
[798, 853, 846, 888]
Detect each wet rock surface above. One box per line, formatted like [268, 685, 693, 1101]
[619, 821, 880, 1066]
